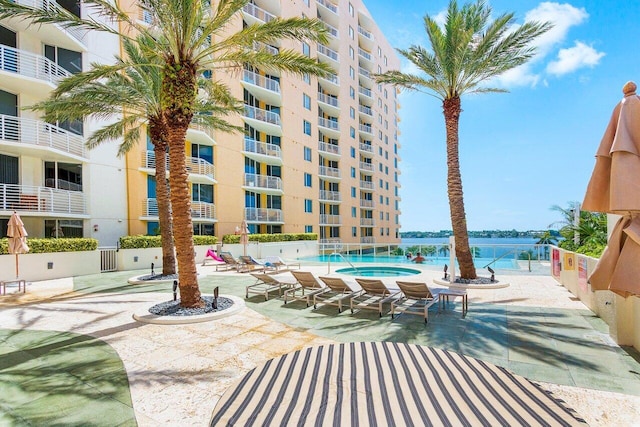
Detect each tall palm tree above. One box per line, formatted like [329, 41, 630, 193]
[30, 34, 241, 277]
[374, 0, 550, 279]
[0, 0, 332, 307]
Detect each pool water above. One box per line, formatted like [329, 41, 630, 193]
[303, 254, 519, 269]
[335, 266, 422, 277]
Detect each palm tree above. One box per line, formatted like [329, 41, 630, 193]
[374, 0, 550, 279]
[0, 0, 332, 307]
[30, 34, 241, 277]
[535, 230, 558, 260]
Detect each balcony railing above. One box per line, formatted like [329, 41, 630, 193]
[316, 0, 338, 14]
[359, 161, 374, 171]
[15, 0, 86, 42]
[189, 119, 217, 143]
[358, 25, 374, 40]
[243, 69, 280, 93]
[360, 236, 376, 244]
[317, 44, 339, 61]
[358, 47, 372, 61]
[244, 137, 282, 159]
[0, 114, 86, 158]
[320, 73, 339, 85]
[317, 92, 339, 107]
[318, 141, 340, 156]
[319, 190, 341, 202]
[319, 214, 341, 225]
[0, 183, 86, 215]
[360, 199, 374, 208]
[318, 117, 339, 131]
[319, 238, 342, 244]
[245, 207, 283, 223]
[359, 143, 373, 153]
[359, 180, 374, 190]
[318, 165, 341, 178]
[360, 218, 375, 226]
[244, 173, 282, 191]
[323, 22, 339, 37]
[244, 105, 281, 126]
[358, 67, 371, 79]
[252, 41, 279, 55]
[242, 2, 276, 22]
[142, 198, 159, 216]
[142, 198, 216, 220]
[0, 44, 71, 85]
[141, 151, 215, 180]
[359, 124, 373, 134]
[359, 105, 373, 116]
[359, 86, 372, 98]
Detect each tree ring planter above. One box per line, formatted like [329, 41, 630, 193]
[127, 273, 202, 285]
[133, 294, 245, 324]
[433, 277, 509, 289]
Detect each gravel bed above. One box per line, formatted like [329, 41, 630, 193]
[149, 296, 233, 316]
[451, 276, 496, 285]
[137, 273, 179, 281]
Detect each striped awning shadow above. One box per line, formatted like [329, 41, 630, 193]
[210, 342, 586, 426]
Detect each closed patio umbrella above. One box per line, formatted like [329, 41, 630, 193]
[582, 81, 640, 297]
[7, 211, 29, 279]
[239, 219, 250, 256]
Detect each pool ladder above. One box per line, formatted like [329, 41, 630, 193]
[327, 252, 360, 274]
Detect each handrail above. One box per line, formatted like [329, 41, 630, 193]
[327, 252, 359, 274]
[483, 248, 531, 272]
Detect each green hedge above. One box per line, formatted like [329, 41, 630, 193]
[0, 238, 98, 254]
[222, 233, 317, 244]
[119, 235, 218, 249]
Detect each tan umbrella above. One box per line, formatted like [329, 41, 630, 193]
[239, 219, 250, 256]
[7, 211, 29, 279]
[582, 81, 640, 297]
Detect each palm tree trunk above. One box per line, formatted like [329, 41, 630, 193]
[443, 96, 477, 279]
[163, 59, 202, 308]
[149, 118, 176, 276]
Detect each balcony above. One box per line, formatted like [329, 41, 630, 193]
[8, 0, 87, 51]
[243, 173, 283, 195]
[359, 161, 374, 173]
[253, 41, 279, 56]
[319, 190, 341, 203]
[358, 25, 374, 41]
[358, 47, 373, 63]
[316, 0, 338, 14]
[323, 22, 339, 38]
[319, 73, 340, 92]
[317, 44, 339, 65]
[319, 237, 342, 244]
[359, 143, 373, 157]
[318, 165, 341, 181]
[360, 218, 375, 227]
[359, 180, 374, 190]
[241, 69, 281, 106]
[242, 2, 276, 25]
[358, 25, 375, 50]
[0, 45, 71, 98]
[0, 114, 87, 160]
[245, 207, 284, 224]
[359, 123, 373, 135]
[141, 199, 216, 221]
[317, 92, 340, 117]
[0, 183, 87, 217]
[359, 86, 372, 99]
[318, 141, 341, 160]
[140, 151, 216, 183]
[187, 120, 217, 146]
[358, 104, 373, 117]
[360, 236, 376, 244]
[319, 214, 341, 225]
[242, 137, 282, 165]
[360, 199, 374, 208]
[358, 67, 371, 80]
[243, 104, 282, 136]
[318, 116, 340, 138]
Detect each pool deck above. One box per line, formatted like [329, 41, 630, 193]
[1, 263, 639, 426]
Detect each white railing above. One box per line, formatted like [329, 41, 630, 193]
[318, 116, 339, 130]
[244, 105, 281, 126]
[358, 67, 371, 79]
[0, 183, 86, 214]
[319, 165, 341, 178]
[359, 105, 373, 116]
[142, 198, 158, 216]
[318, 141, 340, 155]
[360, 199, 374, 208]
[319, 238, 342, 244]
[244, 173, 282, 190]
[44, 178, 81, 191]
[141, 151, 215, 180]
[245, 207, 283, 223]
[359, 161, 374, 171]
[317, 92, 339, 107]
[360, 218, 375, 226]
[0, 44, 71, 85]
[316, 0, 338, 13]
[242, 2, 276, 22]
[0, 114, 86, 158]
[243, 69, 280, 93]
[359, 124, 373, 134]
[244, 137, 282, 159]
[358, 25, 374, 40]
[319, 214, 341, 225]
[360, 180, 374, 190]
[319, 190, 341, 202]
[358, 47, 372, 61]
[320, 73, 339, 85]
[359, 86, 372, 97]
[323, 22, 339, 37]
[360, 236, 376, 244]
[317, 44, 339, 61]
[253, 41, 279, 55]
[138, 8, 153, 24]
[15, 0, 86, 42]
[359, 143, 373, 152]
[191, 201, 216, 220]
[189, 119, 217, 143]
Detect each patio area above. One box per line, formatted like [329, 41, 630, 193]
[1, 265, 639, 425]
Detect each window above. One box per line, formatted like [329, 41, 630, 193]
[304, 172, 312, 187]
[350, 127, 355, 138]
[384, 55, 388, 66]
[386, 197, 389, 205]
[305, 225, 313, 233]
[379, 195, 383, 203]
[303, 93, 311, 110]
[380, 212, 384, 220]
[304, 146, 312, 161]
[379, 179, 383, 188]
[304, 199, 313, 212]
[351, 168, 356, 178]
[378, 47, 382, 57]
[349, 26, 354, 39]
[350, 107, 355, 119]
[303, 73, 310, 84]
[352, 227, 357, 237]
[385, 166, 389, 175]
[350, 147, 356, 158]
[45, 45, 82, 74]
[349, 46, 354, 59]
[350, 86, 355, 99]
[302, 42, 310, 57]
[351, 186, 356, 197]
[385, 150, 388, 159]
[384, 89, 388, 99]
[378, 147, 383, 155]
[45, 162, 82, 191]
[352, 207, 357, 217]
[385, 182, 389, 190]
[349, 66, 355, 79]
[303, 120, 311, 136]
[349, 2, 354, 16]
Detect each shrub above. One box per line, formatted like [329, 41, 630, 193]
[221, 233, 317, 244]
[0, 238, 98, 254]
[119, 235, 217, 249]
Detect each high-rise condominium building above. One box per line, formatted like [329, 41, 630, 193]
[1, 0, 402, 247]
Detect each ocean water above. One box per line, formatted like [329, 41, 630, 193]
[400, 237, 541, 260]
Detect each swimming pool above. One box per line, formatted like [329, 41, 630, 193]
[335, 266, 422, 277]
[303, 254, 519, 269]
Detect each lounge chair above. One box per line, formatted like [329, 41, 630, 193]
[351, 279, 401, 317]
[315, 277, 363, 313]
[202, 248, 224, 266]
[392, 281, 440, 323]
[263, 256, 301, 273]
[246, 273, 295, 300]
[216, 252, 241, 271]
[238, 255, 268, 273]
[285, 271, 328, 306]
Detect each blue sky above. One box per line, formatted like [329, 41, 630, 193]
[363, 0, 640, 232]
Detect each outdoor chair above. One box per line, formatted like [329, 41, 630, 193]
[284, 271, 328, 306]
[392, 281, 440, 323]
[263, 256, 301, 273]
[246, 273, 295, 300]
[315, 277, 363, 313]
[352, 279, 401, 317]
[202, 248, 224, 266]
[238, 255, 269, 273]
[216, 252, 241, 271]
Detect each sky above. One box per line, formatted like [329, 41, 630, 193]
[362, 0, 640, 232]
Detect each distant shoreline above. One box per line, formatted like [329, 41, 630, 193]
[401, 230, 548, 239]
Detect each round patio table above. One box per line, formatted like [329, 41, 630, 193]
[210, 342, 585, 426]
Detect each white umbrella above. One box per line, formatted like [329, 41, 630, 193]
[7, 211, 29, 279]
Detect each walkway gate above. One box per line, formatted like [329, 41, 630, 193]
[99, 247, 118, 272]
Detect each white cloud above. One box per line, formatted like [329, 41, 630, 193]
[433, 9, 448, 28]
[525, 2, 589, 56]
[546, 41, 605, 75]
[494, 64, 541, 88]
